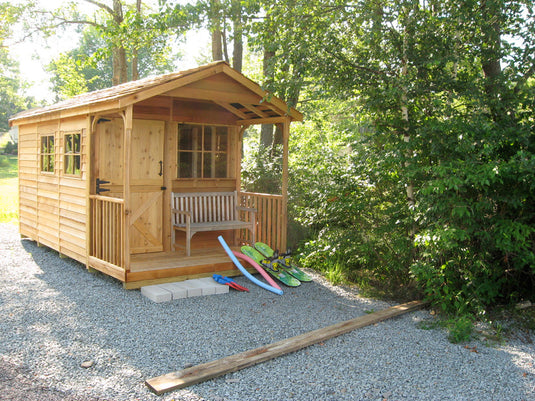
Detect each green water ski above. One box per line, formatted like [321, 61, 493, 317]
[240, 246, 301, 287]
[254, 242, 313, 282]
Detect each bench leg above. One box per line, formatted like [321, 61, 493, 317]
[186, 225, 191, 257]
[250, 227, 255, 246]
[171, 227, 176, 251]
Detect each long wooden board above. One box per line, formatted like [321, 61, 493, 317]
[146, 300, 426, 395]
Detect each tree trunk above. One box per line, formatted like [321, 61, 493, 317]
[480, 0, 503, 121]
[222, 23, 229, 62]
[401, 9, 414, 210]
[131, 0, 142, 81]
[210, 0, 223, 61]
[232, 0, 243, 72]
[111, 0, 128, 85]
[260, 48, 276, 151]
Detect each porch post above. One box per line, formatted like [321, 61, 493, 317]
[123, 105, 133, 271]
[281, 118, 290, 250]
[236, 125, 247, 191]
[85, 115, 93, 268]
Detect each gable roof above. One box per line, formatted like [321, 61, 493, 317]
[9, 61, 302, 126]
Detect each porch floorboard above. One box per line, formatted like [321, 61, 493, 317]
[129, 247, 239, 273]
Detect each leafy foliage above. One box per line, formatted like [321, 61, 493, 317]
[256, 0, 535, 314]
[0, 3, 35, 130]
[47, 25, 176, 99]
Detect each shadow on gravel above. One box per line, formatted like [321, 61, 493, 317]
[5, 235, 533, 401]
[15, 237, 374, 399]
[0, 357, 106, 401]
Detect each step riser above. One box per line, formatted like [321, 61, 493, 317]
[141, 278, 229, 303]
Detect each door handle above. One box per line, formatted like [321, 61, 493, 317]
[159, 160, 163, 176]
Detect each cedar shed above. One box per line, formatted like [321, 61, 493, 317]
[10, 61, 302, 289]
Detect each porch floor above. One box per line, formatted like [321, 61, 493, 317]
[129, 247, 240, 273]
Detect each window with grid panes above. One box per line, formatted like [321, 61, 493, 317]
[64, 132, 81, 176]
[40, 135, 55, 173]
[177, 124, 228, 178]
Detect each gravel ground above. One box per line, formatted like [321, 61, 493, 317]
[1, 223, 534, 401]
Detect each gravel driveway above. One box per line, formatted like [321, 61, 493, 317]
[1, 223, 534, 401]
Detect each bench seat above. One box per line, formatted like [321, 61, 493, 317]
[171, 191, 256, 256]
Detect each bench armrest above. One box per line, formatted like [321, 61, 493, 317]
[171, 209, 191, 226]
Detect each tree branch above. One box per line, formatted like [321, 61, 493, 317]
[82, 0, 115, 16]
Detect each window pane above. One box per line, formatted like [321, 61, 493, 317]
[41, 137, 47, 153]
[204, 126, 213, 151]
[65, 134, 72, 153]
[216, 127, 228, 152]
[192, 127, 201, 150]
[74, 155, 81, 174]
[178, 152, 193, 178]
[179, 125, 193, 150]
[73, 134, 81, 153]
[48, 155, 55, 172]
[193, 152, 202, 178]
[215, 153, 227, 178]
[65, 155, 73, 175]
[203, 153, 213, 178]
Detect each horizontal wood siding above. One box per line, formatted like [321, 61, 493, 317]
[239, 192, 285, 251]
[18, 125, 38, 238]
[18, 118, 89, 265]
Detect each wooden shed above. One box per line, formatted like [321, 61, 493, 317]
[9, 61, 302, 289]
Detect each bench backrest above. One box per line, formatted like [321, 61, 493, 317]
[172, 191, 239, 225]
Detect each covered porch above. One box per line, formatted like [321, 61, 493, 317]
[89, 190, 286, 288]
[85, 62, 300, 288]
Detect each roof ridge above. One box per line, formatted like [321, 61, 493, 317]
[9, 61, 230, 123]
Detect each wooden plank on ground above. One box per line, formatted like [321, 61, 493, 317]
[145, 300, 426, 395]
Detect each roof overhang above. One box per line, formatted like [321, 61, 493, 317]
[9, 61, 302, 127]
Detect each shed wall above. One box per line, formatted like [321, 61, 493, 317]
[18, 117, 89, 264]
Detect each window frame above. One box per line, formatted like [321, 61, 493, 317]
[40, 134, 55, 174]
[177, 124, 229, 179]
[64, 131, 82, 177]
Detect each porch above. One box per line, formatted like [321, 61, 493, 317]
[88, 191, 284, 288]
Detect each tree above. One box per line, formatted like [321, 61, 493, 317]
[47, 24, 176, 99]
[0, 2, 35, 131]
[258, 0, 535, 312]
[20, 0, 177, 86]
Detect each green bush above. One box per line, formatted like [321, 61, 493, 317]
[410, 117, 535, 315]
[3, 141, 17, 155]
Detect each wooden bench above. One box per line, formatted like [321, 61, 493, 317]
[171, 191, 256, 256]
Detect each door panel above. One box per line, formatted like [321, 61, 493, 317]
[95, 118, 124, 197]
[129, 120, 165, 254]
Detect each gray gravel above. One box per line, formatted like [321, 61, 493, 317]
[1, 222, 534, 401]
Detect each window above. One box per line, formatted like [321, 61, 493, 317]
[177, 124, 228, 178]
[64, 132, 81, 176]
[40, 135, 55, 173]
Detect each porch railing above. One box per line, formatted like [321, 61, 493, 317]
[239, 191, 285, 251]
[89, 195, 125, 268]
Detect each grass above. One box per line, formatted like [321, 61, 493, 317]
[0, 155, 18, 223]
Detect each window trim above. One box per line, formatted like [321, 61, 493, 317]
[177, 123, 229, 179]
[63, 131, 82, 177]
[40, 134, 55, 174]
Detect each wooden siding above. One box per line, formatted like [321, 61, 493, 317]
[18, 117, 89, 265]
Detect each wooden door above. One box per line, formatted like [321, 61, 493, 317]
[94, 118, 124, 197]
[129, 119, 165, 254]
